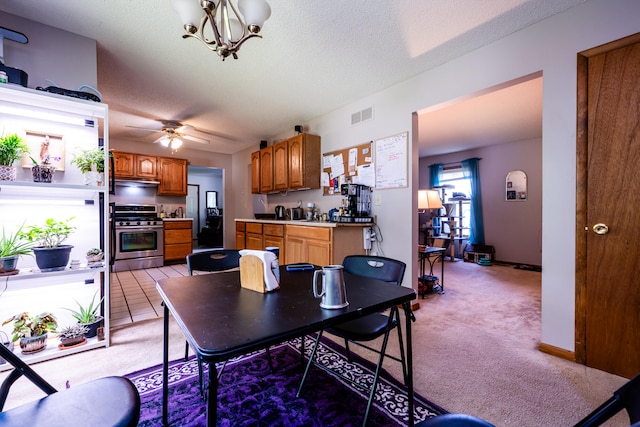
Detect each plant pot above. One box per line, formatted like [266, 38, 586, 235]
[82, 171, 104, 186]
[59, 336, 86, 349]
[19, 333, 48, 354]
[32, 165, 56, 183]
[32, 245, 74, 272]
[0, 255, 19, 276]
[86, 253, 104, 263]
[0, 165, 16, 181]
[81, 316, 104, 339]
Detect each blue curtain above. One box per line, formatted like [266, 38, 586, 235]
[428, 163, 443, 187]
[461, 158, 485, 245]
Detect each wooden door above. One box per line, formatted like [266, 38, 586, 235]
[288, 135, 304, 188]
[273, 140, 288, 190]
[576, 34, 640, 378]
[112, 151, 134, 177]
[135, 154, 157, 178]
[158, 157, 187, 196]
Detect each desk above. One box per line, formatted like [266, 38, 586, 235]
[418, 247, 446, 294]
[157, 267, 416, 426]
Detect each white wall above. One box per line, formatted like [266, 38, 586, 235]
[243, 0, 640, 352]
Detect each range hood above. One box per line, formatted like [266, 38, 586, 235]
[114, 179, 160, 188]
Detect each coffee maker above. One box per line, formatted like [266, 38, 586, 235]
[340, 184, 373, 222]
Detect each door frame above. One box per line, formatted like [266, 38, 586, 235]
[574, 32, 640, 365]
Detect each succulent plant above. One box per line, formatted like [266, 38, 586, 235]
[58, 324, 89, 339]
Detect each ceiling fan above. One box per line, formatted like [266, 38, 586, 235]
[126, 120, 235, 150]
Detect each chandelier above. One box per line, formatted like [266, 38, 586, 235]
[172, 0, 271, 60]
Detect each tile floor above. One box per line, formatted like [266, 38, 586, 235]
[109, 264, 190, 327]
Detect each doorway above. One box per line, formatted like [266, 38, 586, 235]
[575, 33, 640, 378]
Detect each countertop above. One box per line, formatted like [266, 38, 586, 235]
[235, 218, 372, 227]
[163, 217, 193, 221]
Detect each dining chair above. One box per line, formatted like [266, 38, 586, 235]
[297, 255, 409, 427]
[185, 249, 273, 397]
[0, 344, 140, 426]
[573, 372, 640, 427]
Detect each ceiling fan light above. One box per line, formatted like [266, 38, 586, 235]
[170, 137, 183, 150]
[237, 0, 271, 32]
[172, 0, 204, 29]
[159, 136, 171, 147]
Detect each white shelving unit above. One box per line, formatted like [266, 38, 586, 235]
[0, 85, 110, 370]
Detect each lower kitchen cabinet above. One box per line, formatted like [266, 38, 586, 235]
[245, 222, 264, 250]
[236, 221, 246, 249]
[164, 220, 193, 263]
[263, 224, 285, 261]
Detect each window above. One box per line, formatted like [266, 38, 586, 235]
[439, 165, 471, 236]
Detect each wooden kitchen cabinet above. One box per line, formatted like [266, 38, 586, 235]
[250, 152, 260, 194]
[111, 151, 157, 179]
[259, 146, 273, 193]
[263, 223, 285, 261]
[245, 222, 264, 250]
[236, 221, 246, 249]
[272, 140, 288, 191]
[112, 151, 135, 177]
[164, 220, 193, 263]
[285, 224, 365, 265]
[158, 156, 187, 196]
[250, 133, 320, 194]
[288, 133, 321, 189]
[135, 154, 157, 178]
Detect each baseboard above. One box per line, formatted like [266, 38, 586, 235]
[538, 342, 576, 362]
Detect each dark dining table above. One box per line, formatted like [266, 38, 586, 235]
[156, 266, 417, 426]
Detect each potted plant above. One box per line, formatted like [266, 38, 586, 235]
[57, 324, 88, 349]
[71, 147, 105, 186]
[0, 133, 28, 181]
[19, 217, 76, 272]
[2, 312, 58, 354]
[86, 248, 104, 263]
[0, 224, 33, 276]
[63, 291, 104, 338]
[28, 155, 59, 183]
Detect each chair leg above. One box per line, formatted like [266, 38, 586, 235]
[362, 322, 394, 427]
[344, 338, 353, 362]
[393, 308, 409, 385]
[297, 331, 324, 398]
[184, 341, 190, 362]
[198, 357, 205, 400]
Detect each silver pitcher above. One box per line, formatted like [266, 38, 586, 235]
[313, 265, 349, 309]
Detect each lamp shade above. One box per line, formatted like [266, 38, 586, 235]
[172, 0, 203, 27]
[238, 0, 272, 29]
[418, 190, 443, 210]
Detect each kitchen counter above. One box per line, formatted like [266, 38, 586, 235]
[235, 218, 372, 227]
[163, 217, 193, 221]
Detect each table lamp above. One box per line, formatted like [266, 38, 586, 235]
[418, 189, 443, 212]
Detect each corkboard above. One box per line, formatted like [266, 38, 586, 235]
[321, 141, 374, 195]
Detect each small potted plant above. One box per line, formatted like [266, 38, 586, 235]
[70, 147, 105, 186]
[57, 324, 89, 349]
[19, 217, 76, 272]
[29, 155, 59, 183]
[0, 133, 28, 181]
[86, 248, 104, 263]
[0, 223, 33, 276]
[2, 312, 58, 354]
[63, 291, 104, 338]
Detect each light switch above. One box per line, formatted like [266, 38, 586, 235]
[374, 194, 382, 206]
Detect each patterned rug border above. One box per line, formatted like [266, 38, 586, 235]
[127, 336, 446, 425]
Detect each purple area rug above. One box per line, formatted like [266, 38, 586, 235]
[127, 336, 446, 426]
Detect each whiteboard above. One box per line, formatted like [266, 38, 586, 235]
[375, 131, 408, 189]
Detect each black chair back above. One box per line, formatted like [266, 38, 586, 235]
[187, 250, 241, 275]
[574, 372, 640, 426]
[342, 255, 406, 286]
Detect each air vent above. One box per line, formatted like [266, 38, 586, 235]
[351, 106, 374, 126]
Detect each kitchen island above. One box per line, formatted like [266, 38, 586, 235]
[235, 219, 372, 266]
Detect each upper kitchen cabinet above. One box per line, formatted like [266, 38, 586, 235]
[251, 151, 260, 193]
[259, 145, 273, 193]
[112, 151, 157, 179]
[157, 156, 187, 196]
[288, 133, 320, 190]
[251, 133, 321, 194]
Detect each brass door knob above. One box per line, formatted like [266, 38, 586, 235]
[592, 223, 609, 235]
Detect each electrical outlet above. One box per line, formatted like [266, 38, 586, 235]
[374, 194, 382, 206]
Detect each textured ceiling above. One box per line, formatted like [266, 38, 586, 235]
[0, 0, 583, 155]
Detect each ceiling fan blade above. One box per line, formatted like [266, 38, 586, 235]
[190, 126, 240, 141]
[126, 124, 162, 133]
[183, 134, 210, 144]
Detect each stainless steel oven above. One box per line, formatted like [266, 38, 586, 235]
[111, 204, 164, 272]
